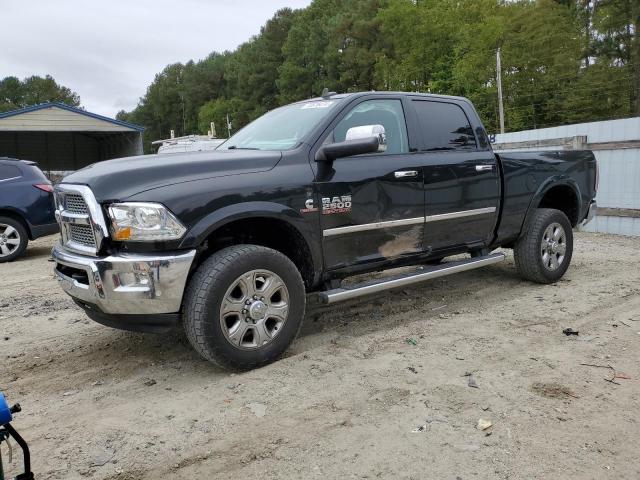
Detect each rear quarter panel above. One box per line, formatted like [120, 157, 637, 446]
[494, 150, 596, 245]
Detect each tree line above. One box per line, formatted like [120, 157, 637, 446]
[117, 0, 638, 151]
[0, 75, 80, 113]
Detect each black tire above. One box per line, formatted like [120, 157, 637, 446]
[514, 208, 573, 284]
[183, 244, 306, 370]
[0, 216, 29, 263]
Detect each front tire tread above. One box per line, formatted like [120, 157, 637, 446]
[183, 244, 305, 370]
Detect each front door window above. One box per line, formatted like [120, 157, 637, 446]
[326, 99, 409, 155]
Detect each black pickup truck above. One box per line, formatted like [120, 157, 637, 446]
[52, 92, 597, 369]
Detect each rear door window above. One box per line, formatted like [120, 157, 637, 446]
[412, 100, 477, 151]
[0, 164, 21, 181]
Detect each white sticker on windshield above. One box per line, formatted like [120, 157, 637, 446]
[301, 101, 334, 109]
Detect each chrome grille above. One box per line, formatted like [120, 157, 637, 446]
[69, 224, 96, 246]
[64, 194, 89, 214]
[54, 185, 108, 255]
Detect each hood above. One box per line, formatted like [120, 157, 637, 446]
[62, 149, 282, 201]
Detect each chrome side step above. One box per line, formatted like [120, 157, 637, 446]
[318, 252, 505, 305]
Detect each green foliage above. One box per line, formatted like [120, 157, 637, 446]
[277, 0, 386, 102]
[0, 75, 80, 113]
[197, 97, 245, 137]
[120, 0, 638, 150]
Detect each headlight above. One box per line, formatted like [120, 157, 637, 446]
[107, 202, 186, 242]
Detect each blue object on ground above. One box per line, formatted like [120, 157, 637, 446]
[0, 392, 12, 425]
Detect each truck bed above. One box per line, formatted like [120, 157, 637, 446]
[494, 150, 597, 246]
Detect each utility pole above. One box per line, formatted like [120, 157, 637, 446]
[179, 92, 185, 136]
[496, 47, 505, 134]
[226, 114, 232, 138]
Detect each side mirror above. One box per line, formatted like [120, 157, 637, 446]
[345, 124, 387, 153]
[315, 124, 386, 162]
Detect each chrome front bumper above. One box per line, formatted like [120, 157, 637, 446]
[583, 200, 597, 225]
[52, 242, 196, 315]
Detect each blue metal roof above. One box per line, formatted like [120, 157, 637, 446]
[0, 102, 144, 132]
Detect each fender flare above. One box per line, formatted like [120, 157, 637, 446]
[521, 175, 582, 233]
[179, 201, 323, 277]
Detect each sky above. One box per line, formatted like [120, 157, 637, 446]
[1, 0, 313, 117]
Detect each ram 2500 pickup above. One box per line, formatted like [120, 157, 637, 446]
[51, 91, 597, 369]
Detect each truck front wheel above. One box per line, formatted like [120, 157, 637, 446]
[514, 208, 573, 284]
[183, 245, 306, 370]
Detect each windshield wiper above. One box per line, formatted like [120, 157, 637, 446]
[227, 145, 260, 150]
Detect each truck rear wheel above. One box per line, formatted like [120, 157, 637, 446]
[0, 216, 28, 263]
[183, 244, 306, 370]
[514, 208, 573, 284]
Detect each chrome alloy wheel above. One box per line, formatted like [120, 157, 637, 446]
[0, 223, 21, 258]
[541, 222, 566, 271]
[220, 269, 290, 350]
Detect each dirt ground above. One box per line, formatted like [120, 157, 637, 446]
[2, 232, 640, 480]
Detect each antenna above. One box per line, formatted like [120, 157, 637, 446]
[321, 88, 337, 99]
[496, 47, 505, 134]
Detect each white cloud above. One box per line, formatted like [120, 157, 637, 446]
[1, 0, 312, 116]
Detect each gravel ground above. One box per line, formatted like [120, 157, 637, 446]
[1, 232, 640, 479]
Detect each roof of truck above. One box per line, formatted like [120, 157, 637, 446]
[299, 91, 472, 104]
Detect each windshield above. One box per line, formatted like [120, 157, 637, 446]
[219, 99, 339, 151]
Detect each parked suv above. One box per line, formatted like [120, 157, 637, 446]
[0, 158, 58, 262]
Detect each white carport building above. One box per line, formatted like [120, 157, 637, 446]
[0, 102, 144, 174]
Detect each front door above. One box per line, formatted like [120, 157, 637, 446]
[313, 97, 426, 271]
[410, 99, 500, 251]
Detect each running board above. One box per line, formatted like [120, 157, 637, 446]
[318, 252, 505, 305]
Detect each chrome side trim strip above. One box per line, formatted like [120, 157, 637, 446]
[323, 216, 424, 237]
[322, 207, 496, 237]
[0, 176, 21, 183]
[319, 253, 505, 304]
[425, 207, 496, 223]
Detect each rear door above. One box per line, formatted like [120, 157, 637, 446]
[312, 97, 426, 271]
[410, 99, 500, 251]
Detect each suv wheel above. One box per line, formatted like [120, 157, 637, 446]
[183, 245, 305, 370]
[514, 208, 573, 284]
[0, 217, 28, 263]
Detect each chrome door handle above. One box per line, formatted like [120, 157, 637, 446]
[475, 165, 494, 172]
[394, 170, 418, 178]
